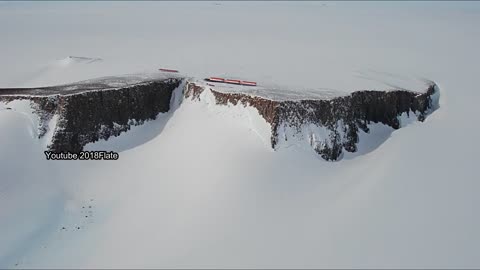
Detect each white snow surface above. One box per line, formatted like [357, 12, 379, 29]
[67, 73, 183, 89]
[0, 99, 40, 139]
[1, 1, 480, 268]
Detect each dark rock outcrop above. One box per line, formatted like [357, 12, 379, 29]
[1, 76, 438, 161]
[184, 81, 438, 161]
[0, 78, 182, 152]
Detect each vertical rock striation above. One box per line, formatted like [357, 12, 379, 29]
[1, 76, 438, 161]
[0, 78, 182, 152]
[184, 81, 438, 160]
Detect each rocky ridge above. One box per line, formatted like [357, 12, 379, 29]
[1, 75, 438, 160]
[0, 77, 182, 152]
[184, 81, 438, 160]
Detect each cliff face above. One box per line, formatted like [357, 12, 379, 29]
[1, 76, 438, 161]
[184, 81, 438, 160]
[50, 80, 182, 152]
[0, 78, 182, 152]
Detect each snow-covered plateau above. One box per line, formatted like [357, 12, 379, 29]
[0, 1, 479, 268]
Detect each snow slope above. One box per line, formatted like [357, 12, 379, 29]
[1, 1, 480, 268]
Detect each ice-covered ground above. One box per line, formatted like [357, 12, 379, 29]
[1, 71, 432, 101]
[1, 1, 480, 268]
[191, 75, 433, 101]
[0, 73, 182, 97]
[0, 72, 184, 98]
[0, 1, 452, 91]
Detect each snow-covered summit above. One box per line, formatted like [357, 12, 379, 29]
[0, 73, 182, 96]
[1, 69, 434, 102]
[190, 72, 434, 102]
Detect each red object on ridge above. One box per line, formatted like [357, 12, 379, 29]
[205, 77, 257, 87]
[159, 68, 179, 73]
[208, 77, 225, 82]
[241, 81, 257, 86]
[224, 79, 241, 85]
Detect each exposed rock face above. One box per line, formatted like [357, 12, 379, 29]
[0, 78, 182, 152]
[1, 76, 438, 161]
[50, 81, 182, 152]
[184, 81, 438, 161]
